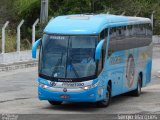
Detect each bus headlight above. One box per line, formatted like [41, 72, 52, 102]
[83, 86, 91, 90]
[39, 83, 49, 89]
[83, 81, 100, 90]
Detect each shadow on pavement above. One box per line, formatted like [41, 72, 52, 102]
[41, 91, 150, 112]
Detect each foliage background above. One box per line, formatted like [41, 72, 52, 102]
[0, 0, 160, 52]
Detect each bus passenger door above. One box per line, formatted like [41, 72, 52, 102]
[107, 27, 124, 96]
[108, 54, 124, 96]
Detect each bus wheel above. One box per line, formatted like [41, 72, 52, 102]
[48, 101, 62, 105]
[132, 75, 142, 96]
[96, 85, 111, 108]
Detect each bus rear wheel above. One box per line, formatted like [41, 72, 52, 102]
[48, 101, 62, 105]
[132, 75, 142, 96]
[96, 85, 111, 108]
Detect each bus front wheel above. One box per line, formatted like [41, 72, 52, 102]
[48, 101, 62, 105]
[96, 85, 111, 108]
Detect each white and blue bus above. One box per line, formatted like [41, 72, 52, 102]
[32, 14, 152, 107]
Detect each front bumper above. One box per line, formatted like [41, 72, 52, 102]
[38, 86, 98, 102]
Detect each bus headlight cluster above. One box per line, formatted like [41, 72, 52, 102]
[83, 86, 91, 90]
[39, 83, 49, 89]
[83, 81, 100, 90]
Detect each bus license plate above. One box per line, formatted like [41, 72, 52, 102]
[60, 95, 70, 99]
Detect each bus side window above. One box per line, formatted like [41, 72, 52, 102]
[134, 24, 138, 36]
[122, 26, 126, 37]
[100, 28, 108, 40]
[116, 27, 122, 39]
[145, 24, 148, 36]
[108, 28, 116, 57]
[102, 40, 107, 67]
[110, 27, 116, 38]
[141, 24, 146, 35]
[125, 26, 129, 37]
[127, 25, 132, 36]
[148, 23, 152, 36]
[145, 23, 152, 45]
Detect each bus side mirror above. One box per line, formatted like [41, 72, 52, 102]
[95, 40, 104, 61]
[32, 38, 41, 58]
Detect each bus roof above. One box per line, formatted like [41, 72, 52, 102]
[44, 14, 151, 35]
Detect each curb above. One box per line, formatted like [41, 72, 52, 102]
[0, 60, 38, 72]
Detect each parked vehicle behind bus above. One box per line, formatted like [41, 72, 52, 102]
[32, 14, 152, 107]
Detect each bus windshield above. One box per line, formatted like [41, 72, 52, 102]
[39, 34, 98, 80]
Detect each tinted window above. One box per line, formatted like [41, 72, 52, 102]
[100, 28, 108, 39]
[108, 23, 152, 57]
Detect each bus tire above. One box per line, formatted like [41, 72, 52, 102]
[132, 75, 142, 96]
[48, 101, 62, 105]
[96, 85, 111, 108]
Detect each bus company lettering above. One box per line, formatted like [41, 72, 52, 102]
[62, 82, 84, 87]
[110, 55, 123, 65]
[50, 36, 65, 40]
[58, 79, 73, 82]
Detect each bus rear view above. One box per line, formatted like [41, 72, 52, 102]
[32, 14, 152, 107]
